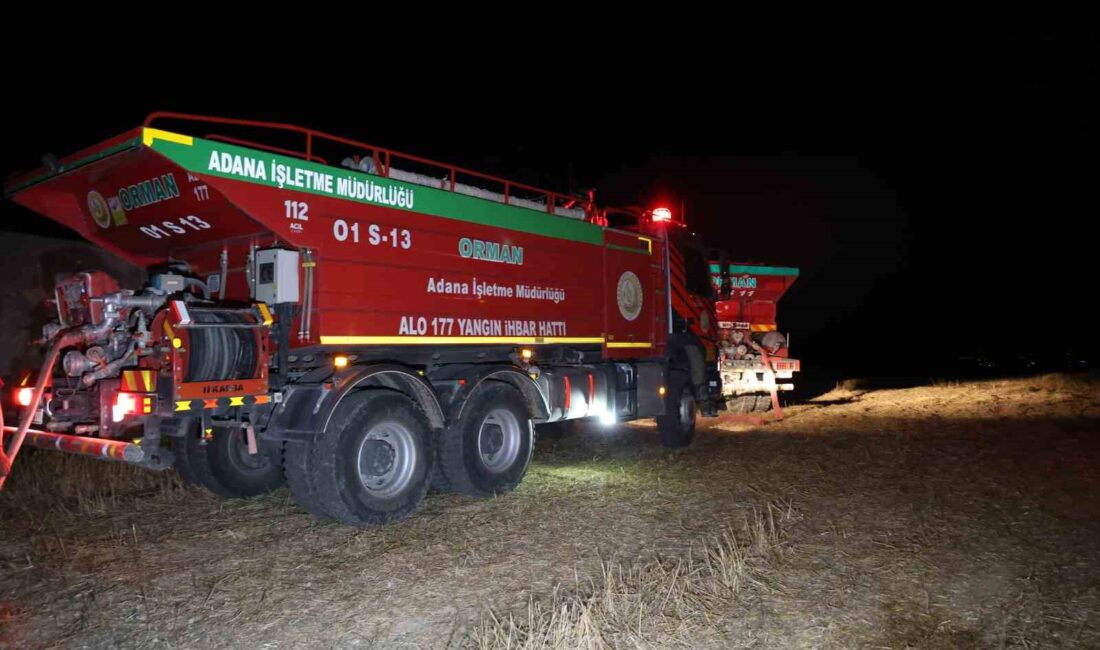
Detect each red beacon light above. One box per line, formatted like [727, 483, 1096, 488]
[651, 207, 673, 223]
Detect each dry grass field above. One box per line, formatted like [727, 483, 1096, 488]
[2, 374, 1097, 648]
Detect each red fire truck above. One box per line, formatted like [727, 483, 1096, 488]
[711, 262, 800, 412]
[1, 114, 722, 526]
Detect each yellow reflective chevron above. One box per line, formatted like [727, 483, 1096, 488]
[256, 302, 274, 326]
[121, 369, 156, 392]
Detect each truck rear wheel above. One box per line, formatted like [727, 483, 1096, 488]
[436, 383, 533, 497]
[657, 373, 696, 448]
[206, 427, 285, 498]
[729, 395, 757, 414]
[306, 390, 432, 527]
[173, 419, 235, 498]
[174, 420, 284, 499]
[754, 394, 774, 412]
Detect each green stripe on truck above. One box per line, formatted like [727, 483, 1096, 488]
[150, 135, 605, 246]
[709, 264, 800, 276]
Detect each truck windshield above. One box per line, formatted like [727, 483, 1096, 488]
[671, 230, 714, 299]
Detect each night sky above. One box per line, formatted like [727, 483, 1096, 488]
[1, 62, 1091, 379]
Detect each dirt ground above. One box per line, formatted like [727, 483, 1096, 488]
[2, 374, 1098, 648]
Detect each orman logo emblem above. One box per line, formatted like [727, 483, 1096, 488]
[87, 191, 112, 229]
[86, 190, 127, 229]
[616, 271, 643, 322]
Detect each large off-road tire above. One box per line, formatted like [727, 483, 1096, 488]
[657, 372, 696, 449]
[435, 382, 534, 497]
[754, 394, 775, 412]
[174, 419, 284, 499]
[306, 390, 433, 527]
[173, 418, 235, 498]
[728, 395, 757, 414]
[205, 426, 285, 497]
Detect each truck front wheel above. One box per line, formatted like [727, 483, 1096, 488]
[657, 373, 696, 448]
[435, 383, 534, 497]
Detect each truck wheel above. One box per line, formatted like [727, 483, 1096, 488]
[754, 394, 774, 412]
[657, 373, 696, 448]
[729, 395, 756, 414]
[309, 390, 432, 527]
[206, 427, 285, 498]
[173, 418, 235, 498]
[436, 383, 534, 497]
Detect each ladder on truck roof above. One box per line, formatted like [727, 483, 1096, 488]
[144, 112, 593, 221]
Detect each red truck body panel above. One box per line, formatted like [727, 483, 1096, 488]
[710, 263, 798, 331]
[6, 128, 666, 357]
